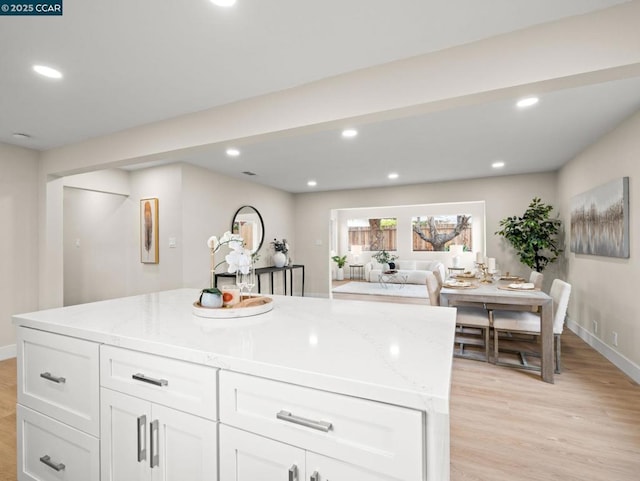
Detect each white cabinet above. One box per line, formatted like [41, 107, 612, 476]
[220, 424, 304, 480]
[219, 371, 424, 481]
[17, 405, 100, 481]
[221, 425, 406, 481]
[16, 327, 100, 481]
[101, 388, 217, 481]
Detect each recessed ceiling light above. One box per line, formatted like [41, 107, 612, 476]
[307, 180, 317, 187]
[516, 96, 539, 108]
[341, 129, 358, 138]
[12, 132, 31, 140]
[226, 148, 240, 157]
[210, 0, 236, 6]
[388, 172, 399, 180]
[33, 65, 63, 79]
[492, 161, 505, 169]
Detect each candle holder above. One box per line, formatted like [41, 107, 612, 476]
[475, 262, 493, 283]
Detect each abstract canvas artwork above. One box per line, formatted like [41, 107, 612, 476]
[140, 198, 159, 263]
[570, 177, 629, 258]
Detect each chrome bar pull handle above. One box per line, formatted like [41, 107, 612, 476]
[149, 419, 159, 468]
[39, 455, 65, 472]
[40, 372, 66, 384]
[132, 373, 168, 387]
[310, 471, 320, 481]
[137, 415, 147, 462]
[288, 464, 298, 481]
[277, 410, 333, 433]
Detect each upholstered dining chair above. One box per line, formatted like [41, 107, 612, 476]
[492, 279, 571, 373]
[426, 271, 492, 362]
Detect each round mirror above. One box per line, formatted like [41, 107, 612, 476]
[231, 205, 265, 255]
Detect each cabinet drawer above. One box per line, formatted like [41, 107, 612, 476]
[219, 371, 425, 481]
[100, 345, 218, 420]
[17, 327, 100, 435]
[17, 405, 99, 481]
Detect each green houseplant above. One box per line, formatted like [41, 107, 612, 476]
[372, 249, 398, 268]
[331, 255, 347, 280]
[495, 197, 562, 273]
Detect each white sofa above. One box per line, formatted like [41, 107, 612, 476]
[364, 260, 446, 285]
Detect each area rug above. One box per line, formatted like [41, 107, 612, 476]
[331, 281, 428, 299]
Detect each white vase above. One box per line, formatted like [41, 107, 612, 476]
[273, 251, 287, 268]
[336, 267, 344, 281]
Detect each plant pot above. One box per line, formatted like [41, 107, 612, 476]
[336, 267, 344, 281]
[199, 290, 223, 308]
[273, 251, 287, 268]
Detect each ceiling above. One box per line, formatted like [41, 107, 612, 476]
[2, 0, 639, 192]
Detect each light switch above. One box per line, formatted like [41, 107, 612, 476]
[315, 239, 323, 246]
[169, 237, 177, 248]
[75, 239, 80, 248]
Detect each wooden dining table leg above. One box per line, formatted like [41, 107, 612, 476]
[540, 298, 554, 383]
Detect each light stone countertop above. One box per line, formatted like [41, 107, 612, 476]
[13, 288, 456, 413]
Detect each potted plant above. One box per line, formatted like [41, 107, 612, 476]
[495, 197, 562, 272]
[331, 255, 347, 280]
[372, 249, 398, 270]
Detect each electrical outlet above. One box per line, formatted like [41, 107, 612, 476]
[612, 331, 618, 347]
[593, 320, 598, 334]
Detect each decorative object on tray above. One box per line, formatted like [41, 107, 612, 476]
[199, 288, 223, 308]
[271, 238, 289, 267]
[207, 230, 247, 288]
[192, 295, 273, 318]
[221, 287, 241, 307]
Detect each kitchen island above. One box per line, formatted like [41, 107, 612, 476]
[13, 288, 456, 481]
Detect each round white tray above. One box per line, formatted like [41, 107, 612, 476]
[192, 295, 273, 318]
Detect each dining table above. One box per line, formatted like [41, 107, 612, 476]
[440, 279, 555, 383]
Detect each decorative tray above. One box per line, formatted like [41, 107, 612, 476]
[500, 276, 524, 281]
[498, 285, 540, 292]
[454, 272, 476, 279]
[443, 281, 478, 289]
[192, 295, 273, 318]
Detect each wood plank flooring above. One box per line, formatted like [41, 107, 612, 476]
[0, 357, 16, 481]
[1, 320, 638, 480]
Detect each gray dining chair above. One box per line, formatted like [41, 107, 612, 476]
[492, 279, 571, 373]
[426, 271, 492, 362]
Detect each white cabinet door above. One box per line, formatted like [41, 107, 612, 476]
[102, 388, 218, 481]
[101, 388, 152, 481]
[306, 452, 405, 481]
[220, 425, 305, 481]
[152, 403, 217, 481]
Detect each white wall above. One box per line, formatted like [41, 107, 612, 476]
[58, 162, 297, 306]
[294, 172, 558, 297]
[63, 188, 130, 305]
[558, 109, 640, 380]
[180, 162, 295, 291]
[0, 143, 39, 358]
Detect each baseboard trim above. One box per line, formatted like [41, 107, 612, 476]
[0, 344, 16, 361]
[567, 319, 640, 385]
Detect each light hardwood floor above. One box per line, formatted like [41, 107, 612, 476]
[1, 321, 638, 480]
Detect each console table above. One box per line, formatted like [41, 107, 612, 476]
[215, 264, 305, 296]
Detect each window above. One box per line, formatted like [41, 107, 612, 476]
[411, 215, 472, 252]
[347, 218, 397, 252]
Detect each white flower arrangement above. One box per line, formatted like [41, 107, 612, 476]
[207, 231, 252, 287]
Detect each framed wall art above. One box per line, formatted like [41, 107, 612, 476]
[140, 198, 159, 263]
[570, 177, 629, 258]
